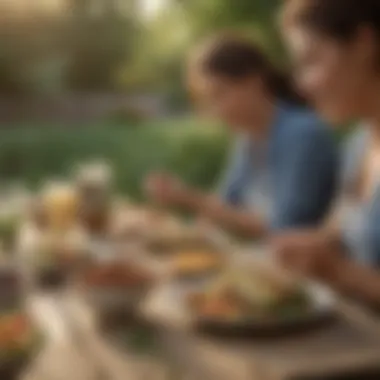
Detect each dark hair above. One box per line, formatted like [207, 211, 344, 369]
[284, 0, 380, 42]
[189, 33, 305, 106]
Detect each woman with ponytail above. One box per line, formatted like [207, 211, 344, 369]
[145, 33, 338, 240]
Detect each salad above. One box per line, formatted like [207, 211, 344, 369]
[187, 267, 311, 322]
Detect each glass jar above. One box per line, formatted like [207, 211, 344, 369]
[41, 180, 79, 232]
[74, 161, 114, 235]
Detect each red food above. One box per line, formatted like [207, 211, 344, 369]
[82, 263, 153, 288]
[0, 314, 31, 348]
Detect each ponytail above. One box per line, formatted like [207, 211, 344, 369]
[189, 32, 305, 106]
[267, 69, 305, 106]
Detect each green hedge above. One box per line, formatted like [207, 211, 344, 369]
[0, 119, 229, 199]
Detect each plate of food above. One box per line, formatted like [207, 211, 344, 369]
[144, 223, 223, 256]
[110, 207, 177, 242]
[80, 259, 157, 317]
[186, 265, 336, 337]
[19, 224, 92, 288]
[0, 311, 43, 379]
[111, 207, 222, 255]
[170, 250, 224, 281]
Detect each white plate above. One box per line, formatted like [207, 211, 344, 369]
[142, 278, 336, 336]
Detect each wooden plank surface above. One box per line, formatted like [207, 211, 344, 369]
[22, 291, 168, 380]
[151, 321, 380, 380]
[23, 292, 96, 380]
[143, 282, 380, 380]
[63, 292, 168, 380]
[17, 239, 380, 380]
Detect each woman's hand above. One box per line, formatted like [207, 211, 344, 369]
[144, 172, 189, 206]
[271, 230, 343, 281]
[273, 231, 380, 304]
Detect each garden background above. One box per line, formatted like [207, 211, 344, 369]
[0, 0, 290, 197]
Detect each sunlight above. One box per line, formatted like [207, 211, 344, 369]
[140, 0, 167, 19]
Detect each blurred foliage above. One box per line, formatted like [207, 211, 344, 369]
[0, 0, 285, 99]
[0, 9, 66, 94]
[128, 0, 287, 109]
[0, 0, 141, 93]
[0, 119, 229, 199]
[64, 0, 139, 91]
[0, 0, 288, 196]
[175, 0, 284, 58]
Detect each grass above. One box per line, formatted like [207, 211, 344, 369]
[0, 118, 229, 199]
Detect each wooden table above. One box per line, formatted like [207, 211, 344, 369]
[22, 277, 380, 379]
[156, 321, 380, 380]
[143, 281, 380, 380]
[22, 290, 169, 380]
[16, 242, 380, 380]
[23, 292, 96, 380]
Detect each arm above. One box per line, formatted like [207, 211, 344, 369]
[218, 135, 252, 206]
[146, 136, 268, 238]
[273, 227, 380, 306]
[299, 128, 368, 255]
[273, 232, 380, 305]
[273, 127, 364, 252]
[145, 177, 268, 238]
[323, 257, 380, 305]
[195, 124, 338, 238]
[316, 130, 380, 305]
[175, 190, 267, 238]
[182, 136, 267, 237]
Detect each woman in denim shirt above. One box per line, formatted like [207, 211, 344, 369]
[145, 33, 338, 239]
[274, 0, 380, 304]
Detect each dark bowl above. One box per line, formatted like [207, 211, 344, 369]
[36, 267, 68, 289]
[0, 354, 33, 380]
[0, 331, 44, 380]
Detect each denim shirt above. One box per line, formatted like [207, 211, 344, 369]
[219, 102, 338, 231]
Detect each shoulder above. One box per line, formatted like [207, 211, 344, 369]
[276, 104, 336, 149]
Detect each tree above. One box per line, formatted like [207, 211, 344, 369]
[119, 0, 286, 109]
[0, 5, 66, 94]
[64, 0, 139, 91]
[175, 0, 284, 59]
